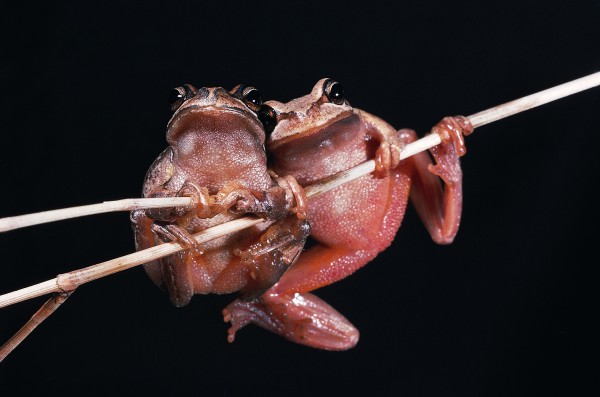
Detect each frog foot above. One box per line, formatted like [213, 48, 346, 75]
[374, 132, 403, 178]
[274, 175, 308, 220]
[427, 116, 473, 186]
[214, 185, 257, 215]
[178, 183, 214, 218]
[430, 116, 473, 157]
[222, 298, 278, 343]
[223, 292, 359, 351]
[150, 222, 204, 256]
[145, 183, 213, 221]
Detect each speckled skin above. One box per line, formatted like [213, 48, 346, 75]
[131, 85, 309, 308]
[223, 79, 472, 350]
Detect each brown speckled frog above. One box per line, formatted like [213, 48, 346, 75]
[223, 78, 472, 350]
[131, 84, 310, 309]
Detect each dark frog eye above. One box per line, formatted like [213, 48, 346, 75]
[323, 79, 346, 105]
[242, 86, 263, 111]
[230, 84, 263, 112]
[257, 105, 277, 135]
[169, 85, 196, 111]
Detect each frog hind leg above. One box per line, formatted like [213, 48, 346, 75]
[213, 216, 311, 298]
[220, 217, 359, 351]
[221, 246, 368, 350]
[221, 170, 409, 349]
[222, 291, 359, 351]
[262, 167, 411, 295]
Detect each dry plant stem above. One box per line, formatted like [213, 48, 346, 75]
[2, 70, 600, 307]
[468, 70, 600, 128]
[0, 293, 71, 362]
[0, 217, 264, 308]
[1, 70, 599, 361]
[0, 197, 193, 233]
[0, 217, 263, 360]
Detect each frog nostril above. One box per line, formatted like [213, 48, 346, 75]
[196, 87, 210, 100]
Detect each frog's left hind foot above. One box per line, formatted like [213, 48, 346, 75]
[223, 292, 359, 351]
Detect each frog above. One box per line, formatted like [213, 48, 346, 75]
[223, 78, 473, 350]
[130, 84, 310, 309]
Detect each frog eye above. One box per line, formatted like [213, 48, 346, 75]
[241, 86, 263, 112]
[257, 105, 277, 135]
[169, 85, 196, 111]
[323, 79, 346, 105]
[230, 84, 264, 112]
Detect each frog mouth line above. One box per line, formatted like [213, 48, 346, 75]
[166, 105, 265, 142]
[267, 109, 355, 150]
[167, 105, 262, 129]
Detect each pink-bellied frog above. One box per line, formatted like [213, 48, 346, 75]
[223, 78, 473, 350]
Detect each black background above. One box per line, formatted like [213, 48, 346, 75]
[1, 2, 598, 395]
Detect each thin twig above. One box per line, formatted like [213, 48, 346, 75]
[468, 70, 600, 128]
[0, 293, 71, 362]
[0, 197, 192, 233]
